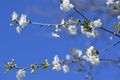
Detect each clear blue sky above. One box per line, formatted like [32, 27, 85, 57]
[0, 0, 120, 80]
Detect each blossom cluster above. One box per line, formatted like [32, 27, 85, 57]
[4, 46, 100, 80]
[6, 0, 120, 80]
[10, 11, 31, 33]
[10, 11, 102, 38]
[83, 46, 100, 65]
[71, 46, 100, 65]
[52, 55, 69, 73]
[4, 59, 25, 80]
[52, 18, 80, 38]
[106, 0, 120, 10]
[81, 19, 102, 37]
[52, 46, 100, 73]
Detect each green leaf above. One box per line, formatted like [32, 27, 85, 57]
[5, 69, 10, 73]
[8, 66, 12, 70]
[41, 59, 49, 69]
[117, 22, 120, 31]
[71, 48, 77, 55]
[112, 24, 117, 29]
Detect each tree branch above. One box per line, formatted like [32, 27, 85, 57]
[99, 27, 120, 38]
[73, 7, 88, 20]
[99, 40, 120, 53]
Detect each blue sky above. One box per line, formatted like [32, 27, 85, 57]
[0, 0, 120, 80]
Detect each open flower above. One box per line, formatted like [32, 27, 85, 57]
[52, 32, 60, 38]
[11, 11, 18, 21]
[68, 25, 77, 35]
[86, 46, 94, 55]
[106, 0, 114, 5]
[52, 55, 61, 71]
[16, 69, 25, 80]
[66, 54, 71, 60]
[19, 14, 28, 28]
[90, 19, 102, 28]
[16, 26, 22, 33]
[83, 55, 100, 65]
[75, 49, 82, 57]
[62, 65, 69, 73]
[117, 15, 120, 20]
[60, 0, 74, 11]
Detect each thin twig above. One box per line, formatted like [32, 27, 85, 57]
[73, 7, 88, 20]
[99, 40, 120, 53]
[100, 58, 120, 62]
[31, 22, 62, 26]
[99, 27, 120, 38]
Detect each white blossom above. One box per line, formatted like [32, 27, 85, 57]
[91, 19, 102, 27]
[19, 14, 28, 28]
[106, 0, 114, 5]
[110, 36, 114, 40]
[81, 26, 86, 34]
[83, 46, 100, 65]
[115, 1, 120, 4]
[117, 15, 120, 20]
[61, 18, 65, 25]
[16, 26, 22, 33]
[86, 46, 94, 56]
[83, 55, 99, 65]
[52, 32, 60, 38]
[52, 55, 61, 71]
[83, 55, 89, 61]
[85, 31, 98, 38]
[60, 0, 74, 12]
[90, 31, 98, 37]
[11, 11, 18, 21]
[62, 65, 69, 73]
[61, 18, 68, 28]
[68, 25, 77, 35]
[81, 19, 100, 38]
[88, 55, 99, 64]
[16, 69, 25, 80]
[52, 63, 61, 71]
[55, 25, 61, 32]
[75, 49, 82, 57]
[66, 54, 71, 60]
[85, 32, 92, 38]
[53, 55, 60, 62]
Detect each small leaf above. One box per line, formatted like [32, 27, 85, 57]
[41, 59, 50, 69]
[112, 24, 117, 29]
[71, 49, 76, 54]
[5, 69, 10, 73]
[117, 22, 120, 31]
